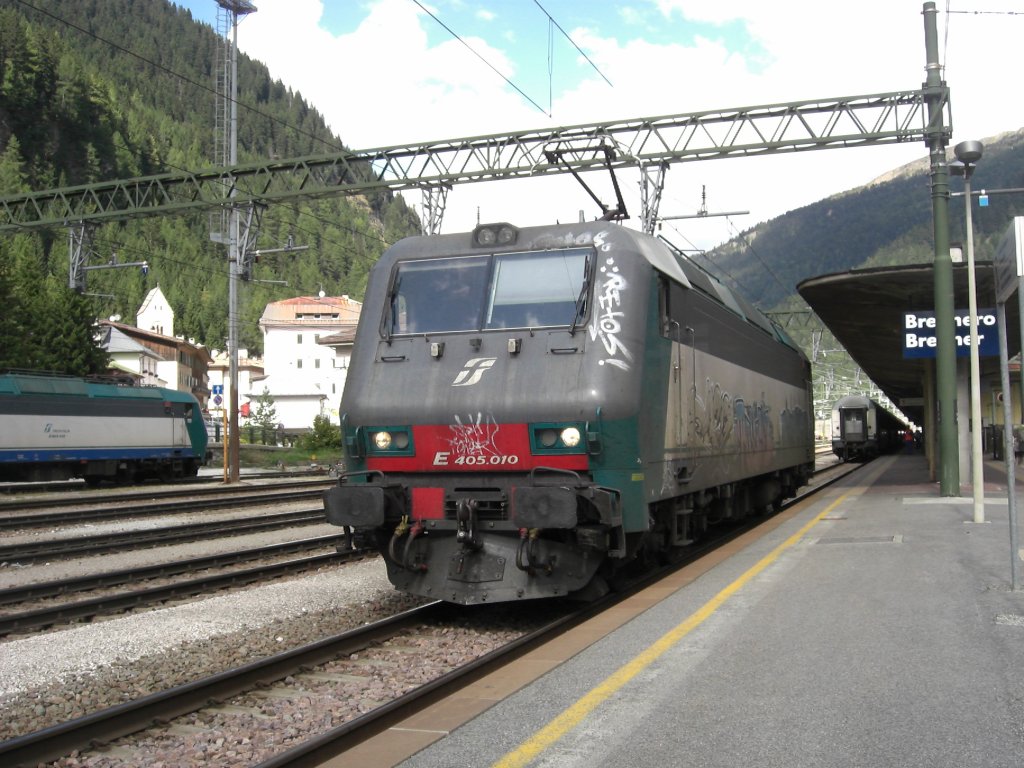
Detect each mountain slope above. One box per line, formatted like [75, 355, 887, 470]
[705, 128, 1024, 314]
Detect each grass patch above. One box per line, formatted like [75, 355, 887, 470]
[208, 443, 343, 470]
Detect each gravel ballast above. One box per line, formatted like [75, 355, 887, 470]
[0, 558, 426, 742]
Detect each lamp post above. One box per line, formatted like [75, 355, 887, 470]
[952, 139, 984, 523]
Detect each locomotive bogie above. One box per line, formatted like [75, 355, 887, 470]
[325, 222, 815, 604]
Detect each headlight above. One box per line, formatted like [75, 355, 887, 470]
[539, 428, 559, 448]
[364, 426, 413, 455]
[472, 222, 518, 248]
[531, 422, 586, 453]
[560, 427, 581, 448]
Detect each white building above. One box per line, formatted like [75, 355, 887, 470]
[256, 295, 361, 430]
[101, 326, 164, 387]
[207, 349, 265, 429]
[136, 285, 174, 337]
[97, 320, 212, 410]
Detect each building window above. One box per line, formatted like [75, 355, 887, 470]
[315, 359, 320, 369]
[297, 359, 303, 369]
[297, 333, 303, 344]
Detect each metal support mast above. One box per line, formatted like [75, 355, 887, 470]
[215, 0, 256, 484]
[420, 186, 450, 235]
[68, 223, 93, 294]
[922, 1, 958, 495]
[640, 162, 668, 235]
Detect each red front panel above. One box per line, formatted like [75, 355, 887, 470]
[410, 486, 445, 519]
[365, 423, 588, 472]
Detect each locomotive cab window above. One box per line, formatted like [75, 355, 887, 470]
[386, 256, 490, 334]
[485, 249, 589, 329]
[384, 248, 591, 336]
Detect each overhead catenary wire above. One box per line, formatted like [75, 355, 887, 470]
[723, 215, 795, 303]
[533, 0, 613, 88]
[410, 0, 549, 117]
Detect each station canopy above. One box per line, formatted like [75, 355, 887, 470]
[797, 261, 1019, 427]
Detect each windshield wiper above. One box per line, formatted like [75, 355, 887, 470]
[383, 276, 400, 343]
[569, 256, 591, 336]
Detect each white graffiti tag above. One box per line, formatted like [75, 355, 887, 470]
[448, 412, 501, 458]
[588, 245, 632, 371]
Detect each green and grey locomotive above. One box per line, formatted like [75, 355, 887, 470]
[324, 222, 815, 604]
[0, 372, 209, 485]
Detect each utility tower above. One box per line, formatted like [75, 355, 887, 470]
[213, 0, 256, 483]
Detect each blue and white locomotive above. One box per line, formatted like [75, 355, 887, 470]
[324, 222, 815, 604]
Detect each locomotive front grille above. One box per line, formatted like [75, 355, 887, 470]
[445, 490, 508, 521]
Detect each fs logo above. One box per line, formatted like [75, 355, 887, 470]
[452, 357, 497, 387]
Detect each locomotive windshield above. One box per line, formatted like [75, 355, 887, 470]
[385, 248, 590, 335]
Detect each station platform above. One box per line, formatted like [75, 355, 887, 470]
[387, 453, 1024, 768]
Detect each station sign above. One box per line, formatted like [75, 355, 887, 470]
[903, 309, 999, 359]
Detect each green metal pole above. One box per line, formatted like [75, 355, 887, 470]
[923, 1, 958, 495]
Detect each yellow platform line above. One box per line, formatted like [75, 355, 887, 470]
[492, 488, 855, 768]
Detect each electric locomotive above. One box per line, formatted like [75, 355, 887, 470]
[0, 372, 210, 485]
[324, 222, 815, 604]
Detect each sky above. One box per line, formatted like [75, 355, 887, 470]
[176, 0, 1023, 252]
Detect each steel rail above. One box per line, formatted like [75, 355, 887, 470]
[0, 471, 328, 497]
[0, 603, 447, 767]
[0, 508, 327, 563]
[0, 548, 366, 636]
[0, 533, 351, 606]
[0, 485, 331, 528]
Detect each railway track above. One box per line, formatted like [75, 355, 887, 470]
[0, 536, 362, 635]
[0, 469, 333, 497]
[0, 507, 329, 563]
[0, 480, 333, 522]
[0, 600, 579, 767]
[0, 457, 866, 767]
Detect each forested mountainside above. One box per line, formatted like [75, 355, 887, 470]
[705, 128, 1024, 317]
[0, 0, 420, 370]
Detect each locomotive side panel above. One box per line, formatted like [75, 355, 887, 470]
[652, 275, 812, 492]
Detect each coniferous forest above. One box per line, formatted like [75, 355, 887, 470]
[0, 0, 421, 374]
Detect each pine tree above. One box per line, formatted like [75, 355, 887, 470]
[249, 387, 278, 430]
[0, 134, 28, 193]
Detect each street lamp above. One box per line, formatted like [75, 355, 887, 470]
[952, 139, 984, 523]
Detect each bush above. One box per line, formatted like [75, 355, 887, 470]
[298, 414, 342, 452]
